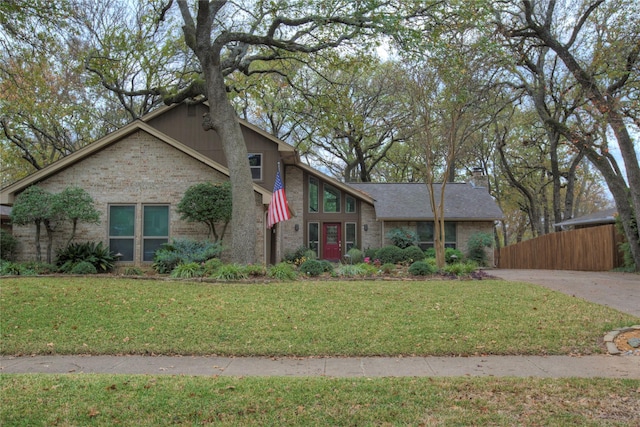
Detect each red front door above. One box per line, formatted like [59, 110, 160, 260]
[323, 223, 342, 261]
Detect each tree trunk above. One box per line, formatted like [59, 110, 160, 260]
[203, 68, 257, 264]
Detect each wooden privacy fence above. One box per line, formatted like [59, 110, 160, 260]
[497, 224, 625, 271]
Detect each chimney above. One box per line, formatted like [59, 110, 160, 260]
[470, 167, 489, 190]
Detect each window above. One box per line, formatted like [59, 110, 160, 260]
[248, 153, 262, 180]
[309, 177, 319, 213]
[417, 221, 457, 249]
[109, 205, 135, 261]
[346, 195, 356, 213]
[308, 222, 319, 257]
[345, 223, 356, 252]
[323, 184, 340, 213]
[143, 205, 169, 262]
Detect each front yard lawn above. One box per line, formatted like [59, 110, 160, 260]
[2, 277, 638, 356]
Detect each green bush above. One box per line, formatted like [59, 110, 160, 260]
[267, 262, 298, 281]
[171, 262, 203, 279]
[0, 260, 21, 275]
[283, 246, 313, 265]
[386, 227, 417, 249]
[243, 264, 266, 277]
[445, 248, 464, 264]
[298, 259, 325, 277]
[202, 258, 223, 276]
[403, 246, 425, 263]
[443, 261, 478, 277]
[364, 247, 378, 259]
[71, 261, 98, 275]
[152, 238, 222, 274]
[0, 229, 18, 261]
[20, 261, 57, 274]
[466, 232, 493, 266]
[408, 260, 437, 276]
[424, 247, 464, 264]
[380, 263, 396, 274]
[123, 266, 144, 276]
[212, 264, 248, 281]
[335, 263, 369, 277]
[375, 245, 405, 264]
[346, 247, 363, 264]
[56, 241, 118, 273]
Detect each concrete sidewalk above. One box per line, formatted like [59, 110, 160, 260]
[2, 354, 639, 379]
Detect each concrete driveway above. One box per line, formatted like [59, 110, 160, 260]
[490, 269, 640, 318]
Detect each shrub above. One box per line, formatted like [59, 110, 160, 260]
[202, 258, 223, 276]
[466, 232, 493, 266]
[71, 261, 97, 275]
[335, 263, 368, 277]
[267, 262, 298, 281]
[424, 247, 464, 264]
[445, 248, 464, 264]
[380, 263, 396, 274]
[213, 264, 247, 281]
[20, 261, 57, 274]
[243, 264, 266, 277]
[283, 246, 315, 266]
[403, 246, 425, 263]
[345, 247, 363, 264]
[171, 262, 203, 279]
[123, 266, 144, 276]
[408, 260, 437, 276]
[375, 245, 405, 264]
[298, 259, 325, 277]
[364, 247, 378, 259]
[444, 261, 479, 277]
[56, 241, 118, 273]
[386, 227, 417, 248]
[0, 229, 18, 261]
[319, 260, 335, 273]
[0, 260, 21, 275]
[152, 238, 222, 274]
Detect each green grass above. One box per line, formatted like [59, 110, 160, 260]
[1, 374, 639, 426]
[2, 277, 638, 356]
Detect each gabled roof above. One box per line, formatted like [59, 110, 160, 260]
[0, 120, 273, 205]
[347, 182, 503, 221]
[553, 207, 617, 228]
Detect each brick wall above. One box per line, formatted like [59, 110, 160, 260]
[11, 130, 265, 264]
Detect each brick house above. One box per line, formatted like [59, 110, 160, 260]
[1, 102, 503, 265]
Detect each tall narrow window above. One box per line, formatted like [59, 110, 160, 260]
[248, 153, 262, 180]
[308, 222, 319, 257]
[309, 177, 319, 213]
[323, 184, 340, 213]
[444, 223, 457, 248]
[345, 223, 356, 252]
[346, 195, 356, 213]
[143, 205, 169, 262]
[417, 221, 434, 250]
[109, 205, 135, 261]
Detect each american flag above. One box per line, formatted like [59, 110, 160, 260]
[267, 169, 291, 228]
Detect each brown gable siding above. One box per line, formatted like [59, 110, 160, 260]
[145, 103, 283, 190]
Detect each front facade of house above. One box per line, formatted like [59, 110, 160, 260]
[1, 103, 503, 266]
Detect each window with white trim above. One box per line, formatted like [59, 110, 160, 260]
[308, 222, 319, 257]
[248, 153, 262, 180]
[345, 222, 356, 252]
